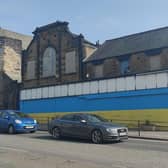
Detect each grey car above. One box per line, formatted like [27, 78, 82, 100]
[48, 113, 128, 144]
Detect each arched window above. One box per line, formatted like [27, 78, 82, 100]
[42, 47, 57, 77]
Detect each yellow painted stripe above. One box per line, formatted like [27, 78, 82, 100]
[28, 109, 168, 123]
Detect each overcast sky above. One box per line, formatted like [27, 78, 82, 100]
[1, 0, 168, 43]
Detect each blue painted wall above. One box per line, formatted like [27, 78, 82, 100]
[20, 88, 168, 113]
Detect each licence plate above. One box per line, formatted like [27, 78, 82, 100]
[26, 126, 34, 129]
[119, 132, 127, 136]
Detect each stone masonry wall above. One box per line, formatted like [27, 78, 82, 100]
[22, 24, 84, 89]
[0, 37, 21, 109]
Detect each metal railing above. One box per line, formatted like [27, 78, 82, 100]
[109, 119, 168, 137]
[35, 116, 58, 131]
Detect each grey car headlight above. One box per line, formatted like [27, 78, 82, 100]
[106, 128, 118, 134]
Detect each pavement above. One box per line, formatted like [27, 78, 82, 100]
[129, 130, 168, 141]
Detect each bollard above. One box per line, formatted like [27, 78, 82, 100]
[138, 120, 141, 136]
[47, 117, 50, 131]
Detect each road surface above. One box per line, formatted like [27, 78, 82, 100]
[0, 131, 168, 168]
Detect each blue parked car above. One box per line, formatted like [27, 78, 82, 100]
[0, 110, 38, 134]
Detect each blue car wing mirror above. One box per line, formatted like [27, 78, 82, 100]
[4, 115, 9, 120]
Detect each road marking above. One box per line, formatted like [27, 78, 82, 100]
[0, 146, 28, 153]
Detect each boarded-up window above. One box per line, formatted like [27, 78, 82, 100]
[42, 47, 57, 77]
[65, 51, 76, 74]
[120, 59, 129, 75]
[150, 55, 161, 71]
[26, 61, 36, 79]
[94, 64, 103, 78]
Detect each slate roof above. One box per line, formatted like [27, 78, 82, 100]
[84, 26, 168, 62]
[0, 28, 32, 49]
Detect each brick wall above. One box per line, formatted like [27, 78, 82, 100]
[85, 47, 168, 79]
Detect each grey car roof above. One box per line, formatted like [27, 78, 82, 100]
[84, 26, 168, 62]
[61, 113, 100, 118]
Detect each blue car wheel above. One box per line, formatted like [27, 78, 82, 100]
[8, 125, 15, 134]
[52, 127, 61, 139]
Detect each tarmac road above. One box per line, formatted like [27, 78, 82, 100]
[0, 131, 168, 168]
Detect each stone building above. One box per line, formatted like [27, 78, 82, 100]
[0, 28, 32, 109]
[84, 27, 168, 79]
[22, 21, 97, 89]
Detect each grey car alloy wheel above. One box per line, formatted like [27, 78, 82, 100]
[52, 127, 61, 139]
[91, 130, 103, 144]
